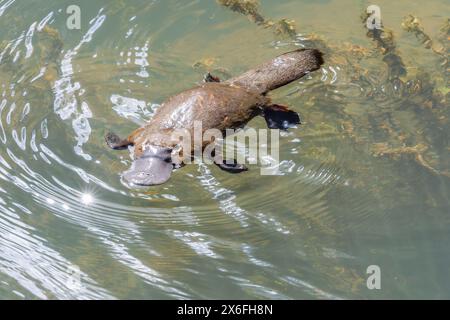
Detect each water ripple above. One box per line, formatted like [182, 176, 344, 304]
[53, 9, 106, 160]
[1, 0, 446, 299]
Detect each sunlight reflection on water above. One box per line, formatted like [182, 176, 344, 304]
[0, 0, 448, 299]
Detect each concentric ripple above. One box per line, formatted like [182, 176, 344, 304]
[0, 0, 449, 299]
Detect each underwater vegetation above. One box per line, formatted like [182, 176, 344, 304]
[217, 0, 266, 25]
[216, 0, 449, 183]
[217, 0, 298, 38]
[0, 0, 449, 298]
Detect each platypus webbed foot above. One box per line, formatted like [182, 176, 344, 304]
[215, 159, 248, 173]
[203, 72, 221, 83]
[262, 104, 300, 130]
[105, 132, 133, 150]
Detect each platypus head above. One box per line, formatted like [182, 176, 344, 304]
[122, 145, 173, 187]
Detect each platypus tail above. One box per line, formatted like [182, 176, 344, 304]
[225, 49, 324, 95]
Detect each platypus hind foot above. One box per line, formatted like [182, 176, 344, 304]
[105, 132, 133, 150]
[263, 104, 300, 130]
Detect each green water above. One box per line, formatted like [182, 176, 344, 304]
[0, 0, 449, 299]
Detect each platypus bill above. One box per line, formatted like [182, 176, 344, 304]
[106, 49, 324, 187]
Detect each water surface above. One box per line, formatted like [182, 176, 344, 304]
[0, 0, 449, 299]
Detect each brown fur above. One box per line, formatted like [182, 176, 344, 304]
[121, 49, 323, 158]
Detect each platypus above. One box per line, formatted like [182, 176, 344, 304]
[106, 49, 324, 186]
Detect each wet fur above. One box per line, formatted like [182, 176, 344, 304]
[127, 49, 323, 158]
[107, 49, 324, 185]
